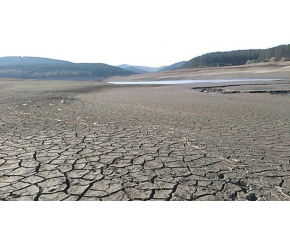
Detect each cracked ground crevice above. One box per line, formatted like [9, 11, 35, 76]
[1, 80, 290, 200]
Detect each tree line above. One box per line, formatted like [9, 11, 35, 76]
[181, 44, 290, 68]
[0, 57, 135, 79]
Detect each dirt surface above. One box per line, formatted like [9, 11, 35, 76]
[106, 61, 290, 82]
[1, 66, 290, 200]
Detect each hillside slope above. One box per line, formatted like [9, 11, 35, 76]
[181, 44, 290, 68]
[118, 66, 149, 74]
[0, 56, 135, 79]
[118, 64, 165, 73]
[158, 61, 187, 72]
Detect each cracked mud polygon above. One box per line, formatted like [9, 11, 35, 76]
[1, 78, 290, 201]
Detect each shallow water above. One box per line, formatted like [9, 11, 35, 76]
[108, 79, 280, 85]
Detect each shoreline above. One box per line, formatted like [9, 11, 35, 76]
[106, 61, 290, 82]
[107, 78, 282, 85]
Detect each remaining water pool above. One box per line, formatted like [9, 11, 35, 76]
[108, 79, 280, 85]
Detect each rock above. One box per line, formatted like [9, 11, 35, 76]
[246, 193, 258, 201]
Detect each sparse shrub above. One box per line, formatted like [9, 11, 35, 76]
[270, 57, 276, 62]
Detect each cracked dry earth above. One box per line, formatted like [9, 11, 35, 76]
[1, 79, 290, 201]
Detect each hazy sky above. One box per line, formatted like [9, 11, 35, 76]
[1, 0, 289, 67]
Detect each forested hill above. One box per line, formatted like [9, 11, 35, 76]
[181, 44, 290, 68]
[0, 57, 135, 79]
[158, 61, 187, 72]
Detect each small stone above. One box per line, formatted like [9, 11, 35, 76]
[246, 193, 258, 201]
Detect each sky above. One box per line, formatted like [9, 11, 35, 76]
[0, 0, 289, 67]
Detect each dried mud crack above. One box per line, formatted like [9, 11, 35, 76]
[1, 79, 290, 201]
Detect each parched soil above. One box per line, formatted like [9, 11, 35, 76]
[106, 61, 290, 82]
[1, 71, 290, 200]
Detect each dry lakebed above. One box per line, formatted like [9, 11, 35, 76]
[1, 62, 290, 201]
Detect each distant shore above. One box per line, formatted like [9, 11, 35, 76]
[106, 61, 290, 82]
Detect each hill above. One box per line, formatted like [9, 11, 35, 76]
[118, 65, 149, 74]
[181, 44, 290, 69]
[158, 61, 187, 72]
[118, 64, 165, 73]
[0, 57, 135, 79]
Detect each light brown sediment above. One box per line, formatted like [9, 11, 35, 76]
[1, 73, 290, 200]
